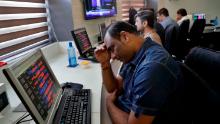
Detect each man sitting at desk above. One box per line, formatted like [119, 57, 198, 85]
[157, 8, 179, 30]
[135, 10, 162, 45]
[94, 21, 182, 124]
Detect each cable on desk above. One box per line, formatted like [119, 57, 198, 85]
[17, 119, 33, 123]
[16, 112, 28, 121]
[16, 112, 33, 124]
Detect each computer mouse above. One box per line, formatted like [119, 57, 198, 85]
[62, 82, 83, 90]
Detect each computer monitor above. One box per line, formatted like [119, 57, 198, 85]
[82, 0, 117, 20]
[193, 13, 205, 20]
[71, 28, 93, 56]
[99, 23, 106, 43]
[3, 50, 62, 124]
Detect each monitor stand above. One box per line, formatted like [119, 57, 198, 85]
[78, 56, 98, 63]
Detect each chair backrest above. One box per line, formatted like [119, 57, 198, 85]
[164, 24, 179, 55]
[152, 61, 190, 124]
[153, 61, 201, 124]
[128, 7, 137, 25]
[154, 56, 220, 124]
[154, 22, 165, 43]
[177, 62, 219, 124]
[179, 19, 190, 38]
[189, 19, 206, 43]
[175, 19, 190, 60]
[185, 47, 220, 92]
[184, 47, 220, 124]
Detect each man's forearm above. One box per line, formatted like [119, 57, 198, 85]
[102, 62, 118, 93]
[107, 101, 129, 124]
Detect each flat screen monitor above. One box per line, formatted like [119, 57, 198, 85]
[3, 50, 62, 124]
[83, 0, 117, 20]
[193, 13, 205, 20]
[71, 28, 93, 56]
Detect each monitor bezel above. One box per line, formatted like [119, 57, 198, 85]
[71, 28, 93, 57]
[3, 50, 63, 124]
[193, 13, 206, 20]
[82, 0, 117, 20]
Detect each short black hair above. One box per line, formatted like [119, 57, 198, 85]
[105, 21, 138, 40]
[158, 8, 169, 17]
[135, 10, 155, 28]
[177, 8, 187, 16]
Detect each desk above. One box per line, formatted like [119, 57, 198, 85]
[203, 26, 220, 33]
[0, 41, 104, 124]
[41, 42, 103, 124]
[202, 26, 220, 50]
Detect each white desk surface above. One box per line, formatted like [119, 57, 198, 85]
[41, 41, 103, 124]
[1, 41, 103, 124]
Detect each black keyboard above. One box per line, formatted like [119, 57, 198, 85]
[60, 89, 91, 124]
[79, 51, 98, 63]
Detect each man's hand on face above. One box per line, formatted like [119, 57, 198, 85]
[94, 43, 111, 64]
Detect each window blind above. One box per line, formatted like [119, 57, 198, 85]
[121, 0, 145, 21]
[0, 0, 51, 61]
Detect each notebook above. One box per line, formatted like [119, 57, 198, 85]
[3, 50, 89, 124]
[71, 28, 98, 62]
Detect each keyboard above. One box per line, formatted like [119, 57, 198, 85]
[60, 89, 91, 124]
[79, 49, 98, 63]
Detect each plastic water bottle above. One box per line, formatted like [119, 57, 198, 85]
[68, 42, 78, 67]
[214, 16, 219, 26]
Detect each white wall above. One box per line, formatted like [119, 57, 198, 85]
[158, 0, 220, 21]
[71, 0, 122, 45]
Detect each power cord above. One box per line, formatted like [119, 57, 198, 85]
[16, 112, 28, 121]
[16, 112, 33, 124]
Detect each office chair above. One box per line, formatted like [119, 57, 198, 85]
[179, 20, 190, 39]
[163, 24, 179, 56]
[188, 19, 206, 47]
[176, 19, 190, 60]
[153, 62, 193, 124]
[177, 62, 217, 124]
[154, 22, 165, 44]
[155, 47, 220, 124]
[183, 47, 220, 124]
[185, 47, 220, 94]
[128, 7, 137, 26]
